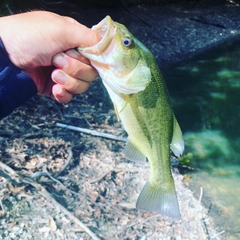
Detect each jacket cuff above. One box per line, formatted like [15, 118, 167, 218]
[0, 39, 37, 120]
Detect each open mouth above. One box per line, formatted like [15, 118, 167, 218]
[78, 16, 116, 56]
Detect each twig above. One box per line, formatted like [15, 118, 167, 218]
[0, 161, 100, 240]
[20, 131, 51, 139]
[43, 166, 84, 198]
[40, 96, 64, 120]
[23, 178, 100, 240]
[53, 147, 73, 178]
[64, 114, 92, 127]
[210, 230, 225, 239]
[199, 186, 203, 202]
[50, 101, 64, 120]
[29, 166, 84, 198]
[89, 169, 123, 184]
[119, 217, 139, 239]
[0, 161, 18, 176]
[56, 123, 127, 142]
[0, 199, 5, 212]
[29, 167, 124, 216]
[141, 214, 162, 225]
[0, 162, 23, 186]
[119, 213, 162, 238]
[30, 148, 73, 179]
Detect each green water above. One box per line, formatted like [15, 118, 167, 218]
[163, 38, 240, 240]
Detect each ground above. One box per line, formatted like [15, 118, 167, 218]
[1, 1, 240, 239]
[0, 79, 220, 239]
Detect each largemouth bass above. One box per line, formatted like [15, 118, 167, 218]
[78, 16, 184, 220]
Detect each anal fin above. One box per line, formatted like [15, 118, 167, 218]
[123, 140, 146, 162]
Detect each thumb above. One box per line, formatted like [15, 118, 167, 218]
[63, 17, 101, 49]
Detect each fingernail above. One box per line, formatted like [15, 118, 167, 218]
[52, 70, 67, 84]
[65, 49, 80, 59]
[52, 53, 68, 68]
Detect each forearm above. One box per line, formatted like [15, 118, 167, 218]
[0, 39, 37, 120]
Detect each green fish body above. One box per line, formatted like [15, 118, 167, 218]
[78, 16, 184, 220]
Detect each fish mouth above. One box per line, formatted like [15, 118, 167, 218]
[78, 15, 116, 65]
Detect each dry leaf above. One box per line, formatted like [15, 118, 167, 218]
[38, 226, 51, 233]
[118, 202, 136, 209]
[9, 186, 25, 194]
[49, 217, 57, 231]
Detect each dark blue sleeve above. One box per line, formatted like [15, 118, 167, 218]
[0, 39, 37, 120]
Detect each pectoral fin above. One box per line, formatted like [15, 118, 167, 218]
[124, 63, 151, 93]
[123, 140, 146, 162]
[107, 61, 151, 95]
[170, 116, 184, 157]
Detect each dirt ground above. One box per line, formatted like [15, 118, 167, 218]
[0, 78, 223, 239]
[1, 1, 239, 239]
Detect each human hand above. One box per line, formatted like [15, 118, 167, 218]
[0, 11, 101, 103]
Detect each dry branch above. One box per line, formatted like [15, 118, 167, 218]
[23, 178, 101, 240]
[89, 169, 123, 184]
[0, 161, 100, 240]
[198, 186, 203, 202]
[210, 230, 225, 239]
[53, 147, 73, 178]
[0, 161, 23, 186]
[56, 122, 127, 142]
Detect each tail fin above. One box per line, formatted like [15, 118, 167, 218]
[136, 181, 181, 221]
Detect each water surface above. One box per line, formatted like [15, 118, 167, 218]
[162, 37, 240, 240]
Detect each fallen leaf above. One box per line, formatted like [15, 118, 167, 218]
[118, 202, 136, 209]
[49, 217, 57, 231]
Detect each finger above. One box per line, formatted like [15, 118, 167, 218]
[51, 69, 90, 94]
[65, 49, 90, 65]
[52, 84, 72, 103]
[52, 52, 98, 82]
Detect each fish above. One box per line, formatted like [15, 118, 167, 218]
[78, 16, 184, 221]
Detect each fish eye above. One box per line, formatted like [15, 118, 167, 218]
[122, 38, 132, 47]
